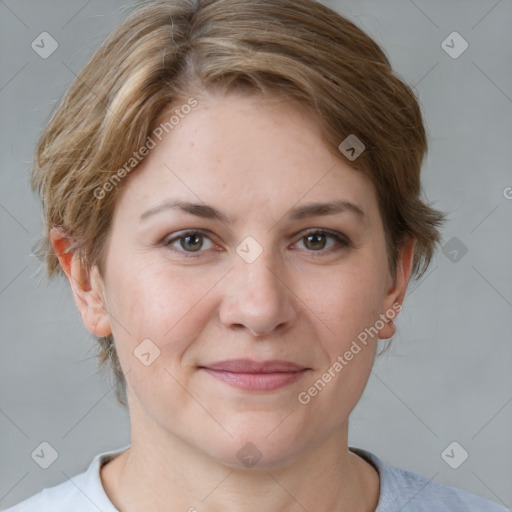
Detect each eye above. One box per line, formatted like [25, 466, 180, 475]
[164, 230, 216, 254]
[293, 229, 352, 254]
[163, 228, 352, 257]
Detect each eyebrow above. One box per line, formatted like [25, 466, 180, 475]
[139, 199, 366, 224]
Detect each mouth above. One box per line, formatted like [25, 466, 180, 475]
[198, 359, 311, 392]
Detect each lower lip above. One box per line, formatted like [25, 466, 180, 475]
[201, 368, 309, 391]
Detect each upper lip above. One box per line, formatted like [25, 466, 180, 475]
[200, 359, 309, 373]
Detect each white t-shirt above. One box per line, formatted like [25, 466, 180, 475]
[2, 445, 509, 511]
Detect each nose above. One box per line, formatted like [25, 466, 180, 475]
[218, 249, 299, 338]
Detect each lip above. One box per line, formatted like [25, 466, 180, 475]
[199, 359, 311, 392]
[202, 359, 308, 373]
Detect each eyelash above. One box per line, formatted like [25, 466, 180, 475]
[162, 229, 352, 257]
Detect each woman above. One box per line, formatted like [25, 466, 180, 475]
[4, 0, 508, 510]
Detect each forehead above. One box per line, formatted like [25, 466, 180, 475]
[113, 92, 380, 228]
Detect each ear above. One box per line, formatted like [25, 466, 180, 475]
[50, 227, 111, 337]
[377, 236, 416, 340]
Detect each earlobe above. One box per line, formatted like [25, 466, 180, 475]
[50, 227, 112, 337]
[378, 317, 396, 341]
[378, 237, 416, 340]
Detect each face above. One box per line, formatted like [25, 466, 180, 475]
[59, 91, 412, 470]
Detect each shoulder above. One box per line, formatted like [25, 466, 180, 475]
[350, 447, 510, 512]
[1, 478, 81, 512]
[1, 446, 128, 512]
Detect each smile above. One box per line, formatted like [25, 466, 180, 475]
[199, 359, 311, 392]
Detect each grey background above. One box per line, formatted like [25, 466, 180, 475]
[1, 0, 511, 509]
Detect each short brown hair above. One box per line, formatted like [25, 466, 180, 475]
[31, 0, 446, 406]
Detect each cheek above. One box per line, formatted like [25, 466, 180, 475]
[105, 257, 218, 366]
[296, 267, 383, 417]
[309, 260, 387, 347]
[105, 265, 211, 411]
